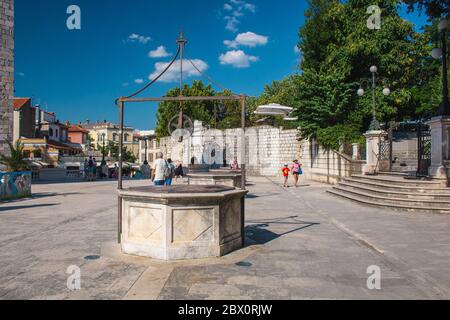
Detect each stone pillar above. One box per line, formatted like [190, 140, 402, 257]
[0, 0, 14, 157]
[426, 116, 450, 180]
[363, 130, 387, 174]
[352, 143, 360, 160]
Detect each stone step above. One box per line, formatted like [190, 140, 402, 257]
[350, 174, 443, 188]
[333, 185, 450, 208]
[327, 188, 450, 214]
[377, 171, 412, 177]
[343, 178, 450, 194]
[338, 181, 450, 201]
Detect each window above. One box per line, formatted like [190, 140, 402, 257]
[113, 133, 117, 142]
[124, 134, 129, 142]
[49, 128, 53, 136]
[149, 153, 154, 163]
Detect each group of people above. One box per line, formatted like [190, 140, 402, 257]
[151, 152, 184, 186]
[282, 159, 303, 188]
[83, 157, 98, 181]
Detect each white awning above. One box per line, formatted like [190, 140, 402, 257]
[254, 103, 294, 116]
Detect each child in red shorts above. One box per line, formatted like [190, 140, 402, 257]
[282, 164, 290, 187]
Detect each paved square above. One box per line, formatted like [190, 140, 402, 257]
[0, 177, 449, 299]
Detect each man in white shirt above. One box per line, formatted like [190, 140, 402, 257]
[152, 152, 167, 186]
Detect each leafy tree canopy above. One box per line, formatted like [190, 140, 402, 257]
[402, 0, 449, 19]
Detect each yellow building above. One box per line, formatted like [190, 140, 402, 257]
[81, 121, 139, 159]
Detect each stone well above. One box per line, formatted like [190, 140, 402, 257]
[187, 171, 243, 188]
[118, 185, 247, 260]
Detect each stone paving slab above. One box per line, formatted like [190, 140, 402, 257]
[0, 177, 449, 299]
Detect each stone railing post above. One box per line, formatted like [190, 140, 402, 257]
[426, 116, 450, 182]
[363, 130, 387, 175]
[352, 143, 360, 160]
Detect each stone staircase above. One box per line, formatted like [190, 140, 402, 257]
[327, 172, 450, 213]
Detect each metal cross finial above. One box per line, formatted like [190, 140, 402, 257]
[176, 30, 187, 46]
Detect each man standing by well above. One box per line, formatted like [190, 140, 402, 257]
[151, 152, 168, 186]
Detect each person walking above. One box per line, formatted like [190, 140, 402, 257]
[87, 156, 94, 181]
[282, 164, 290, 187]
[291, 159, 302, 187]
[83, 159, 89, 180]
[174, 163, 184, 182]
[152, 152, 167, 186]
[92, 158, 97, 181]
[231, 158, 239, 170]
[165, 158, 175, 186]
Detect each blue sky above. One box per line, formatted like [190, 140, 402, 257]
[15, 0, 428, 130]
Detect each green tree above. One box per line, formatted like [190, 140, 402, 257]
[155, 81, 245, 137]
[106, 141, 136, 163]
[0, 140, 29, 172]
[293, 0, 441, 148]
[402, 0, 449, 19]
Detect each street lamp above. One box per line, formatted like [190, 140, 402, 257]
[357, 65, 391, 130]
[101, 132, 106, 165]
[431, 18, 449, 116]
[143, 137, 148, 165]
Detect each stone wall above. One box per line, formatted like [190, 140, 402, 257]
[158, 122, 362, 182]
[0, 0, 14, 155]
[300, 138, 365, 184]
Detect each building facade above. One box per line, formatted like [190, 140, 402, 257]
[13, 98, 36, 142]
[138, 130, 161, 164]
[82, 121, 138, 158]
[67, 123, 89, 148]
[0, 0, 14, 155]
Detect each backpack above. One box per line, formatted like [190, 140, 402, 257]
[164, 161, 173, 179]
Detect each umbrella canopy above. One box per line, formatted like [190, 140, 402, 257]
[254, 103, 293, 116]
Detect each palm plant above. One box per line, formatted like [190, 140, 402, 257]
[0, 140, 29, 172]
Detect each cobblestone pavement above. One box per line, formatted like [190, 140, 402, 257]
[0, 177, 449, 299]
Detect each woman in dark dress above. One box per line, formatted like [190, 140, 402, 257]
[174, 163, 184, 182]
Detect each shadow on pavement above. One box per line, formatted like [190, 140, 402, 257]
[0, 203, 60, 212]
[244, 215, 320, 246]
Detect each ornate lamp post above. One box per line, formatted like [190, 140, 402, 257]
[431, 18, 449, 116]
[357, 65, 391, 131]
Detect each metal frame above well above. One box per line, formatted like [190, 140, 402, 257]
[115, 32, 247, 244]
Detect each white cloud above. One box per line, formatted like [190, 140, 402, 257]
[134, 79, 144, 84]
[219, 50, 258, 68]
[244, 3, 256, 13]
[122, 82, 130, 87]
[224, 16, 240, 32]
[16, 72, 25, 77]
[149, 45, 171, 58]
[149, 59, 208, 83]
[125, 33, 151, 44]
[294, 45, 300, 54]
[224, 31, 268, 48]
[222, 1, 256, 33]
